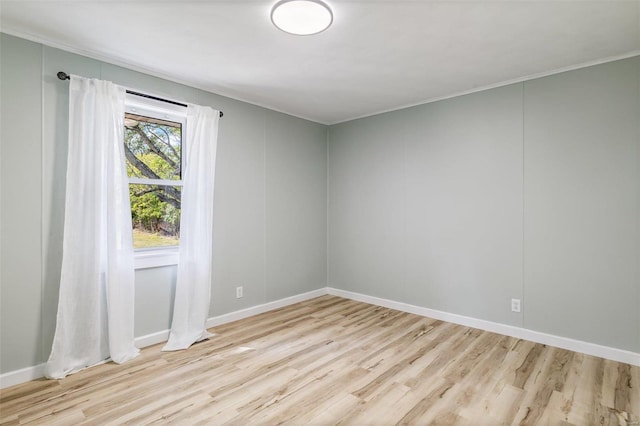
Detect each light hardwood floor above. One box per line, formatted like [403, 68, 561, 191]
[1, 295, 638, 425]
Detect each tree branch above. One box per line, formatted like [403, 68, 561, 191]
[149, 126, 181, 161]
[132, 125, 178, 173]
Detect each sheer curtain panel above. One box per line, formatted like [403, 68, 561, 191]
[46, 76, 139, 379]
[163, 105, 220, 351]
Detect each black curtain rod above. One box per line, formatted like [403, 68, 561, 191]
[57, 71, 223, 118]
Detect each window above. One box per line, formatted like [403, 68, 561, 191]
[124, 95, 186, 268]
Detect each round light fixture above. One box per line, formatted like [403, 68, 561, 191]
[271, 0, 333, 36]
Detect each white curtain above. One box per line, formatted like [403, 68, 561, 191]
[46, 76, 139, 379]
[163, 105, 220, 351]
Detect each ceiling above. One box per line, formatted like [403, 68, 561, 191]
[1, 1, 639, 125]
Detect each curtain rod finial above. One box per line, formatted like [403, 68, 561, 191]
[57, 71, 70, 81]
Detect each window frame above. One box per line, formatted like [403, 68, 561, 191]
[124, 94, 187, 269]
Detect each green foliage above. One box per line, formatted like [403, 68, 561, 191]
[130, 184, 162, 229]
[129, 183, 181, 236]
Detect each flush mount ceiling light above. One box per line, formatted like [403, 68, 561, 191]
[271, 0, 333, 35]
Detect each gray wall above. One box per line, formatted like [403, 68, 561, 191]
[523, 59, 639, 351]
[329, 85, 524, 327]
[1, 35, 44, 372]
[328, 57, 640, 353]
[0, 33, 327, 374]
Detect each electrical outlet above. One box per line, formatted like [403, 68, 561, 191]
[511, 298, 521, 313]
[236, 286, 243, 299]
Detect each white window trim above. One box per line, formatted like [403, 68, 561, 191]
[134, 247, 180, 269]
[125, 94, 187, 269]
[128, 177, 183, 186]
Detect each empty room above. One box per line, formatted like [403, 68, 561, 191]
[0, 0, 639, 424]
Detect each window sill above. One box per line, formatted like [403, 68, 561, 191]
[134, 248, 179, 269]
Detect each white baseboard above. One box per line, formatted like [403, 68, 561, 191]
[205, 288, 327, 328]
[135, 329, 171, 349]
[327, 287, 640, 367]
[0, 363, 46, 389]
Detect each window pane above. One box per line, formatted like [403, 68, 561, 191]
[124, 113, 182, 181]
[130, 184, 181, 249]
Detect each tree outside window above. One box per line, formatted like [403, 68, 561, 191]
[124, 113, 182, 249]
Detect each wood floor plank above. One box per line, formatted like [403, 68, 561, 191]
[513, 347, 575, 425]
[481, 382, 524, 424]
[441, 335, 514, 419]
[1, 295, 637, 425]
